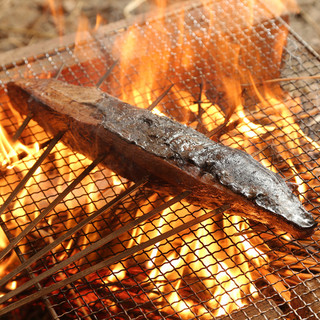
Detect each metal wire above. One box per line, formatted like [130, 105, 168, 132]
[0, 0, 320, 319]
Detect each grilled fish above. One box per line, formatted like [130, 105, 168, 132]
[7, 78, 317, 238]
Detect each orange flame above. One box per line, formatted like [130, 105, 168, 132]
[4, 0, 319, 318]
[48, 0, 65, 37]
[105, 0, 304, 317]
[0, 123, 39, 170]
[0, 109, 127, 298]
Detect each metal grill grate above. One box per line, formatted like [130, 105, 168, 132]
[0, 0, 320, 319]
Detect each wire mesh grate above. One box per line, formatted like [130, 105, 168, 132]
[0, 0, 320, 319]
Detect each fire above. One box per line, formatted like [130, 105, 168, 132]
[0, 125, 33, 170]
[116, 201, 271, 317]
[103, 0, 312, 317]
[0, 106, 40, 171]
[1, 0, 320, 318]
[48, 0, 64, 38]
[0, 102, 127, 297]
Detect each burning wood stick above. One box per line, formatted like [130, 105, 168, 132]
[6, 78, 317, 238]
[0, 202, 229, 316]
[0, 191, 194, 315]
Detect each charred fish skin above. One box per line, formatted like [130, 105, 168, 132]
[6, 79, 317, 238]
[101, 102, 316, 235]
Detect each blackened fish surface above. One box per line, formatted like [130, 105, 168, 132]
[7, 78, 317, 238]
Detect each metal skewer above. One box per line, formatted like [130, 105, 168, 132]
[241, 74, 320, 86]
[96, 60, 118, 88]
[11, 113, 33, 142]
[0, 123, 64, 320]
[0, 191, 191, 307]
[0, 132, 64, 220]
[147, 84, 174, 111]
[0, 203, 228, 316]
[0, 177, 148, 288]
[0, 153, 105, 261]
[0, 218, 59, 320]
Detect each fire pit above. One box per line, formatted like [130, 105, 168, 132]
[0, 0, 320, 319]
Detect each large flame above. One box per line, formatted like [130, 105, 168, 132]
[1, 0, 319, 318]
[97, 0, 312, 317]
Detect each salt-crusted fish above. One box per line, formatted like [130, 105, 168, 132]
[7, 78, 317, 238]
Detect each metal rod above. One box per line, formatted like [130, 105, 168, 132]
[0, 186, 59, 319]
[194, 79, 209, 134]
[241, 74, 320, 86]
[11, 113, 33, 142]
[0, 177, 148, 288]
[0, 153, 105, 262]
[0, 217, 59, 320]
[0, 203, 228, 315]
[0, 191, 192, 308]
[147, 84, 174, 111]
[3, 114, 63, 319]
[0, 212, 59, 320]
[96, 60, 118, 88]
[54, 63, 65, 80]
[0, 132, 64, 219]
[195, 79, 204, 118]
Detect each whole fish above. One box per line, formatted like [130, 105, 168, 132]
[7, 78, 317, 238]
